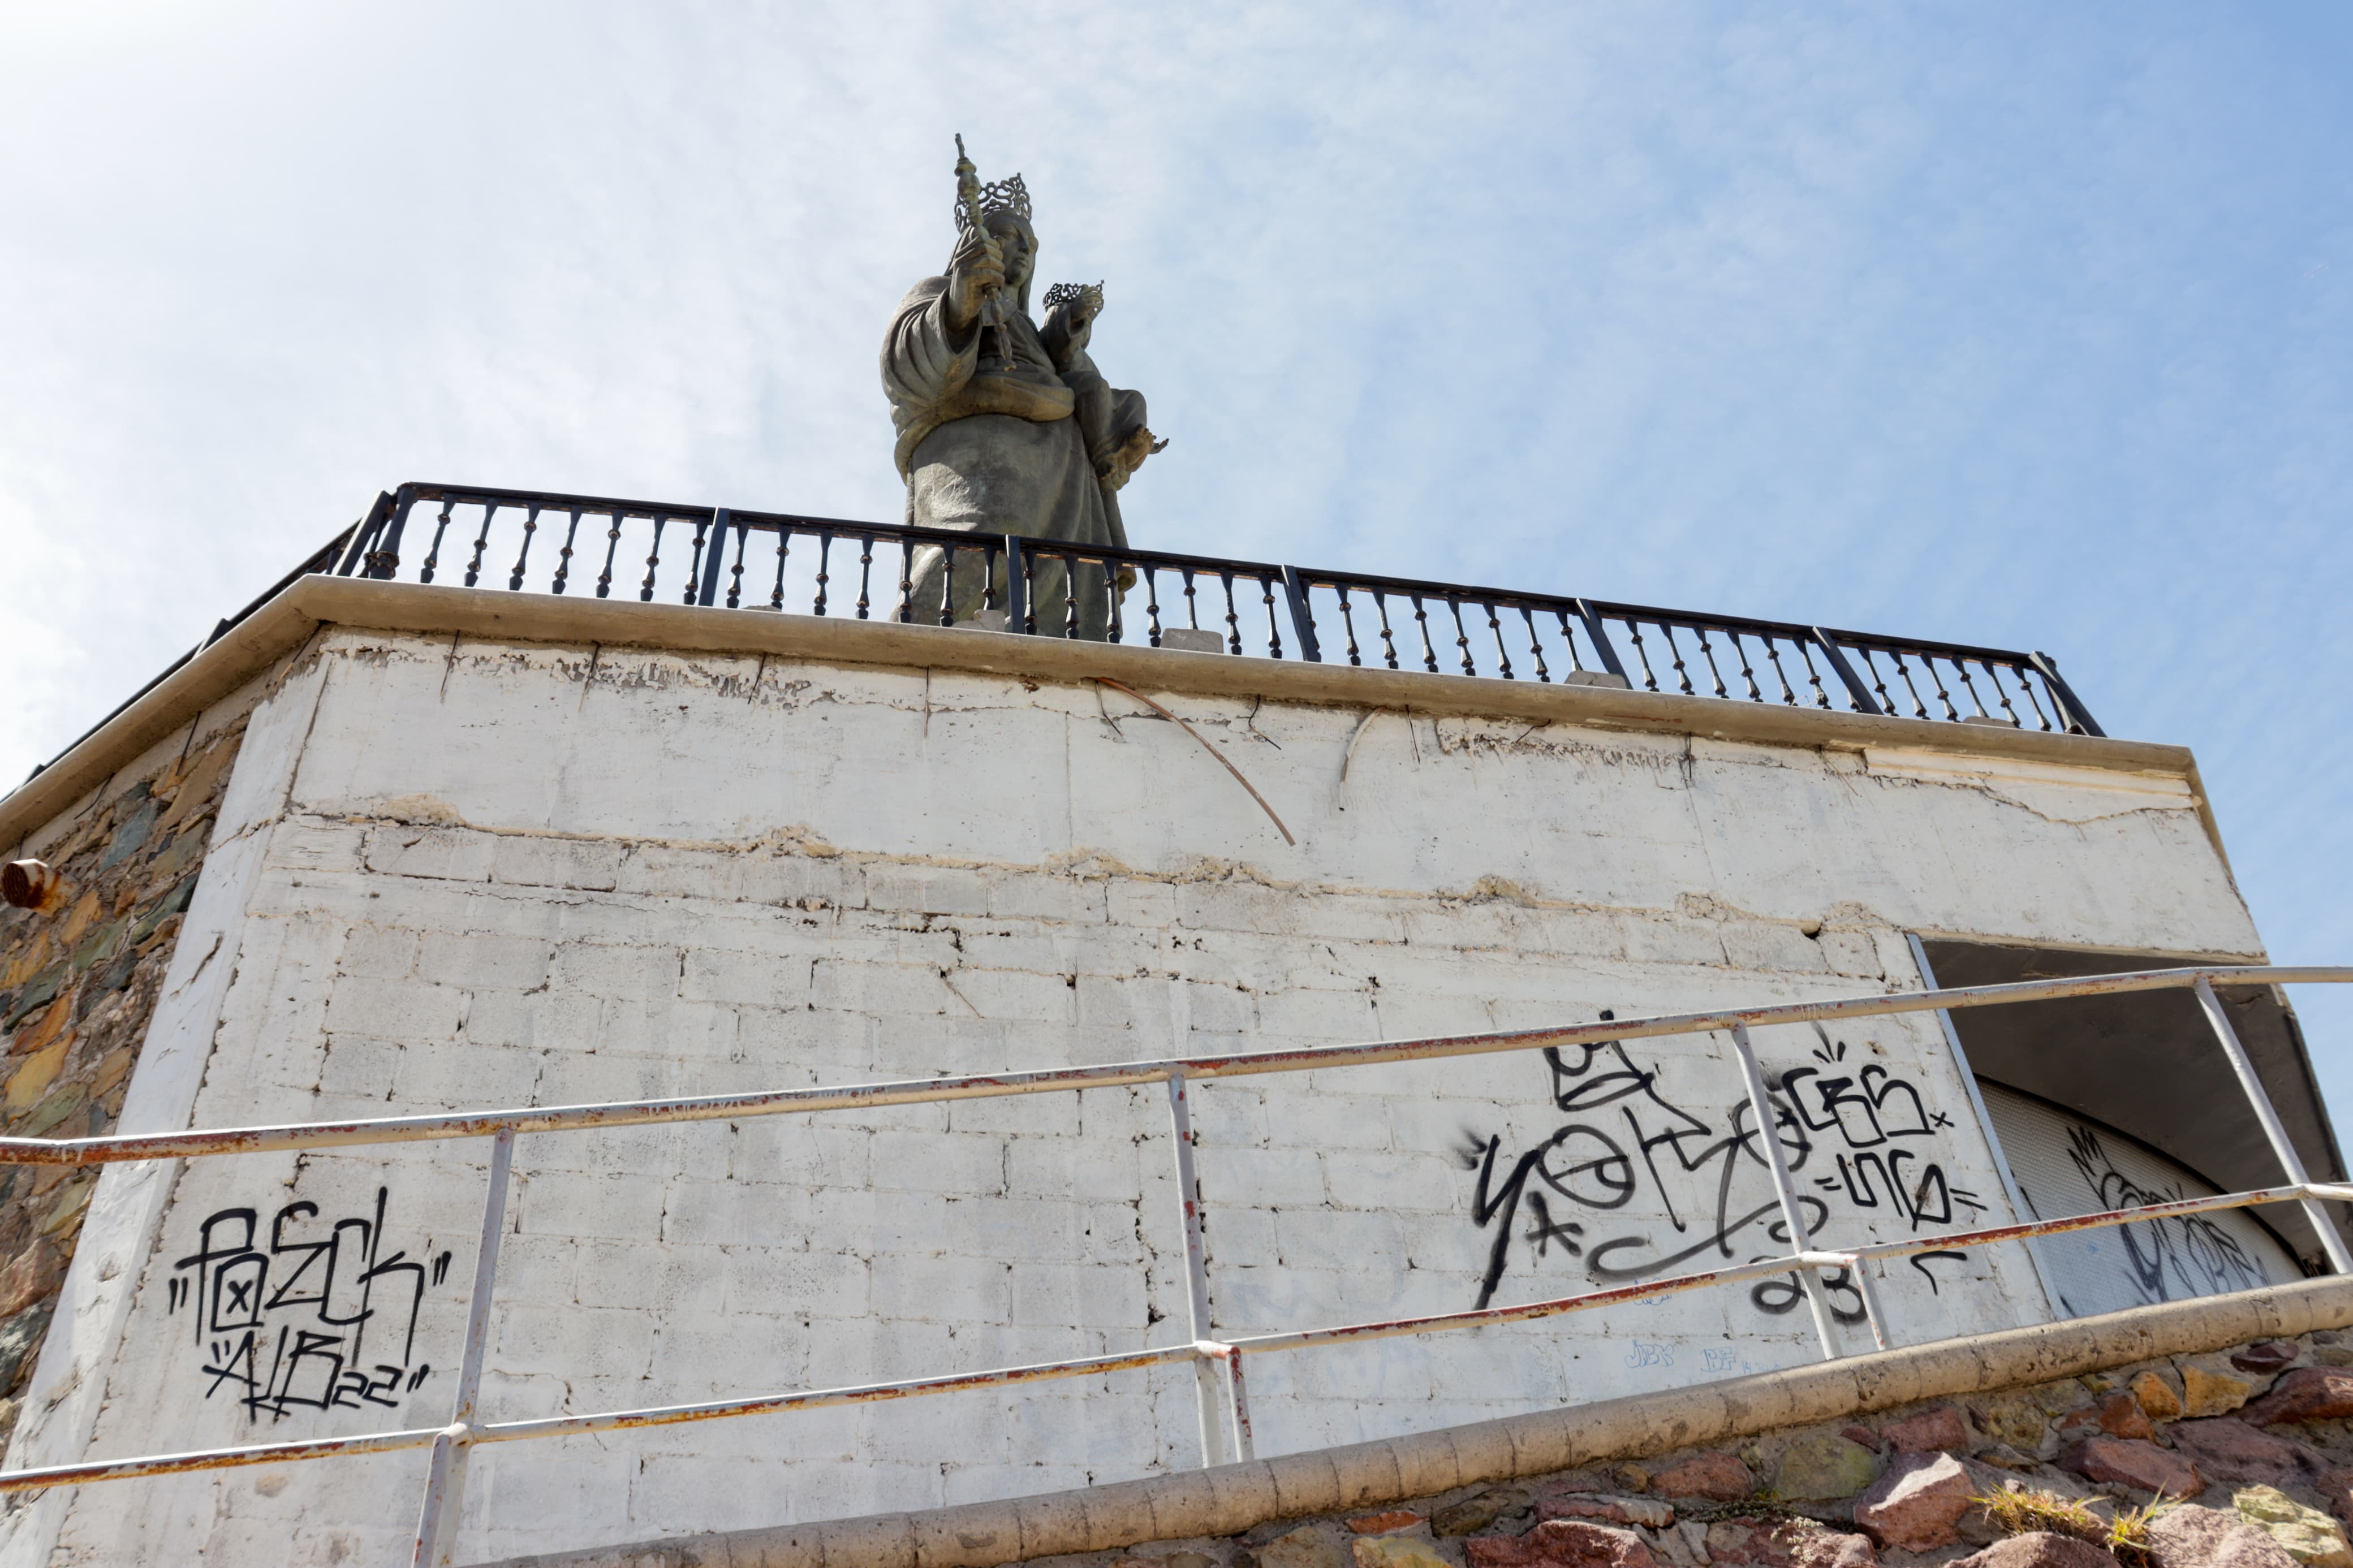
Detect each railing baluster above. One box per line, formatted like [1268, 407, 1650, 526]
[1219, 571, 1242, 655]
[896, 538, 916, 624]
[1479, 602, 1511, 680]
[726, 521, 748, 609]
[1064, 552, 1081, 639]
[1982, 661, 2022, 727]
[1761, 637, 1796, 705]
[768, 530, 791, 612]
[462, 503, 498, 589]
[1260, 574, 1283, 658]
[594, 510, 623, 599]
[1729, 632, 1762, 702]
[1144, 565, 1164, 646]
[507, 506, 542, 593]
[1920, 654, 1960, 720]
[1337, 586, 1363, 667]
[1373, 593, 1400, 669]
[639, 516, 665, 602]
[1624, 620, 1661, 691]
[813, 530, 833, 616]
[551, 508, 583, 595]
[855, 533, 875, 620]
[1794, 642, 1830, 709]
[1107, 560, 1125, 644]
[1410, 594, 1439, 672]
[1520, 607, 1546, 683]
[1555, 611, 1586, 675]
[420, 501, 456, 585]
[1448, 599, 1476, 676]
[1890, 651, 1930, 719]
[1662, 625, 1696, 695]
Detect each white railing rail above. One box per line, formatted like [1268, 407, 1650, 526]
[0, 965, 2343, 1566]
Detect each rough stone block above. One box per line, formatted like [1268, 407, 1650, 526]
[2183, 1356, 2267, 1418]
[1539, 1497, 1675, 1529]
[1774, 1433, 1881, 1500]
[1854, 1452, 1979, 1550]
[1435, 1488, 1533, 1536]
[1467, 1521, 1660, 1568]
[1354, 1540, 1450, 1568]
[1262, 1525, 1350, 1568]
[1652, 1451, 1755, 1501]
[2058, 1436, 2203, 1498]
[1882, 1405, 1969, 1453]
[2170, 1419, 2332, 1487]
[1950, 1534, 2121, 1568]
[1348, 1510, 1429, 1535]
[2234, 1486, 2353, 1567]
[2132, 1369, 2186, 1422]
[2242, 1370, 2353, 1428]
[2145, 1502, 2301, 1568]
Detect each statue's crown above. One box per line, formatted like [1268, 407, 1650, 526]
[956, 171, 1032, 231]
[1042, 281, 1103, 314]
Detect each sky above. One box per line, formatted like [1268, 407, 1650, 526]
[1, 4, 2349, 1110]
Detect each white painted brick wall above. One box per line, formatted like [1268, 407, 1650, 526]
[20, 629, 2266, 1567]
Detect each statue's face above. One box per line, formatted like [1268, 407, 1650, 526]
[986, 213, 1036, 296]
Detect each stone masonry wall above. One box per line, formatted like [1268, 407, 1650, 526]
[1008, 1328, 2353, 1568]
[3, 628, 2269, 1567]
[0, 707, 251, 1453]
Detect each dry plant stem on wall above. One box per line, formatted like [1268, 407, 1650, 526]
[1093, 677, 1296, 845]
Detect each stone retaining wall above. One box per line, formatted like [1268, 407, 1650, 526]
[0, 704, 253, 1451]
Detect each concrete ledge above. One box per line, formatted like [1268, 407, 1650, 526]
[2, 577, 2196, 855]
[477, 1278, 2353, 1568]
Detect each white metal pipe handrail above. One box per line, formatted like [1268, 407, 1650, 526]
[0, 964, 2342, 1566]
[0, 965, 2341, 1168]
[0, 1180, 2333, 1498]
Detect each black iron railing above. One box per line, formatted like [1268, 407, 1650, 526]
[146, 478, 2041, 738]
[325, 483, 2098, 734]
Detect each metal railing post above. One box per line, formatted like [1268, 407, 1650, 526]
[1809, 630, 1883, 715]
[1279, 567, 1322, 663]
[1162, 1070, 1226, 1466]
[412, 1125, 516, 1566]
[2027, 653, 2105, 738]
[695, 510, 732, 607]
[1727, 1023, 1842, 1359]
[2193, 977, 2352, 1274]
[1203, 1342, 1255, 1461]
[1570, 601, 1631, 683]
[1907, 933, 2063, 1319]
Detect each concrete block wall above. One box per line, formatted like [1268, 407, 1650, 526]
[1, 625, 2262, 1566]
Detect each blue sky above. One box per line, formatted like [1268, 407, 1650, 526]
[3, 5, 2348, 1108]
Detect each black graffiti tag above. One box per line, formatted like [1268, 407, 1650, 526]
[167, 1188, 453, 1421]
[1466, 1020, 1984, 1320]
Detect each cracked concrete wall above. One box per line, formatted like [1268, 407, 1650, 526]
[6, 628, 2262, 1567]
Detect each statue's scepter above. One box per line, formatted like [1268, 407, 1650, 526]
[953, 134, 1015, 369]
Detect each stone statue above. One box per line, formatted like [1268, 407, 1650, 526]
[882, 139, 1161, 638]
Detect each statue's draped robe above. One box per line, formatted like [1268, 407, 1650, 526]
[882, 275, 1144, 639]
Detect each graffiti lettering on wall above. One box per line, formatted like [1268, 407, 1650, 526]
[1465, 1020, 1985, 1318]
[2063, 1126, 2268, 1304]
[167, 1188, 451, 1420]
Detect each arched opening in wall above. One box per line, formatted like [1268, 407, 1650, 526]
[1913, 937, 2350, 1307]
[1975, 1080, 2303, 1318]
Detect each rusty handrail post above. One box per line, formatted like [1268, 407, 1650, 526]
[412, 1125, 516, 1566]
[1729, 1023, 1842, 1359]
[2193, 977, 2353, 1275]
[1163, 1070, 1226, 1466]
